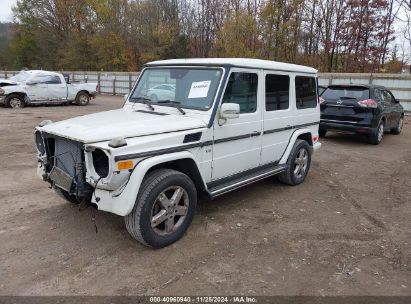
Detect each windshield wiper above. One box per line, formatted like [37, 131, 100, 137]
[130, 97, 155, 111]
[157, 100, 186, 115]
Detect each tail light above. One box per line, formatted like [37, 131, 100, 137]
[358, 99, 377, 108]
[319, 97, 325, 104]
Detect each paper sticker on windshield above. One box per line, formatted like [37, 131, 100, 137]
[188, 80, 211, 98]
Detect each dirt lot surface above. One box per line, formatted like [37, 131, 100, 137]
[0, 95, 410, 296]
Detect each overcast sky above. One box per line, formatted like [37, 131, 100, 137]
[0, 0, 16, 22]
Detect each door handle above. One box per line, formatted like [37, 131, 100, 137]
[251, 131, 261, 137]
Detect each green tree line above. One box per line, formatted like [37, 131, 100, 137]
[0, 0, 408, 72]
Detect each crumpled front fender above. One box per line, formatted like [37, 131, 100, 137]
[92, 150, 205, 216]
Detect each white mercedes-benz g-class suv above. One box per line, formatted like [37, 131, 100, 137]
[35, 58, 321, 248]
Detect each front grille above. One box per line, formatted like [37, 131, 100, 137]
[49, 166, 73, 192]
[43, 136, 86, 194]
[54, 137, 84, 177]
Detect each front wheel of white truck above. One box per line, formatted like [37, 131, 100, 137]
[125, 169, 197, 248]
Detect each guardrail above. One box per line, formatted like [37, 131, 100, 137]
[1, 70, 410, 111]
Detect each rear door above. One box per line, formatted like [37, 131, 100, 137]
[320, 86, 370, 124]
[46, 75, 67, 101]
[382, 89, 400, 127]
[374, 88, 392, 127]
[261, 72, 293, 164]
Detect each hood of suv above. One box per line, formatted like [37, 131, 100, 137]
[39, 108, 207, 143]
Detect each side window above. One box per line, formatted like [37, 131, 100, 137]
[47, 76, 62, 84]
[383, 90, 394, 103]
[222, 72, 258, 114]
[265, 74, 289, 111]
[29, 75, 49, 84]
[374, 89, 384, 103]
[295, 76, 317, 109]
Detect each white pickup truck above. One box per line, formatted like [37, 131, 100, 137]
[0, 70, 98, 108]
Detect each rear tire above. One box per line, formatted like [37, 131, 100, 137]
[5, 94, 25, 108]
[319, 128, 327, 138]
[124, 169, 197, 248]
[391, 116, 403, 135]
[75, 92, 90, 106]
[278, 139, 312, 186]
[369, 121, 384, 145]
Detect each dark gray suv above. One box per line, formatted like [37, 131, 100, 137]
[319, 84, 404, 144]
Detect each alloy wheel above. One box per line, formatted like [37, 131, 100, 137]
[397, 117, 403, 133]
[150, 186, 189, 236]
[293, 148, 308, 179]
[377, 123, 384, 142]
[79, 94, 89, 105]
[10, 98, 23, 108]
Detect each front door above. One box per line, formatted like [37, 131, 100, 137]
[211, 69, 262, 181]
[25, 75, 49, 101]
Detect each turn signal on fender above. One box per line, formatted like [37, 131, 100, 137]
[117, 160, 134, 171]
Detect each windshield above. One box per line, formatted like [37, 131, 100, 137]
[130, 67, 223, 110]
[9, 71, 31, 83]
[322, 86, 369, 101]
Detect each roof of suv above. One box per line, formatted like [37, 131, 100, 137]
[146, 58, 317, 74]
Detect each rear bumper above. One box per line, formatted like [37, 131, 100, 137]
[313, 142, 321, 152]
[320, 120, 375, 135]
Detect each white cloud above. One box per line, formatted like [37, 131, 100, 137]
[0, 0, 17, 22]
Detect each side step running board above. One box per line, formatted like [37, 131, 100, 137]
[207, 164, 287, 199]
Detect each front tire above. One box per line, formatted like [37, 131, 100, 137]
[125, 169, 197, 248]
[75, 92, 90, 106]
[369, 121, 384, 145]
[5, 94, 25, 108]
[278, 139, 312, 186]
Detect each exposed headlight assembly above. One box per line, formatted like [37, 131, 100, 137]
[35, 131, 46, 155]
[92, 149, 109, 178]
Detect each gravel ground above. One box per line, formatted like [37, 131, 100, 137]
[0, 96, 410, 296]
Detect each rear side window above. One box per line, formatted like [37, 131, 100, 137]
[222, 72, 258, 114]
[322, 86, 369, 101]
[265, 74, 289, 111]
[29, 75, 49, 84]
[295, 76, 317, 109]
[382, 90, 394, 103]
[47, 76, 62, 84]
